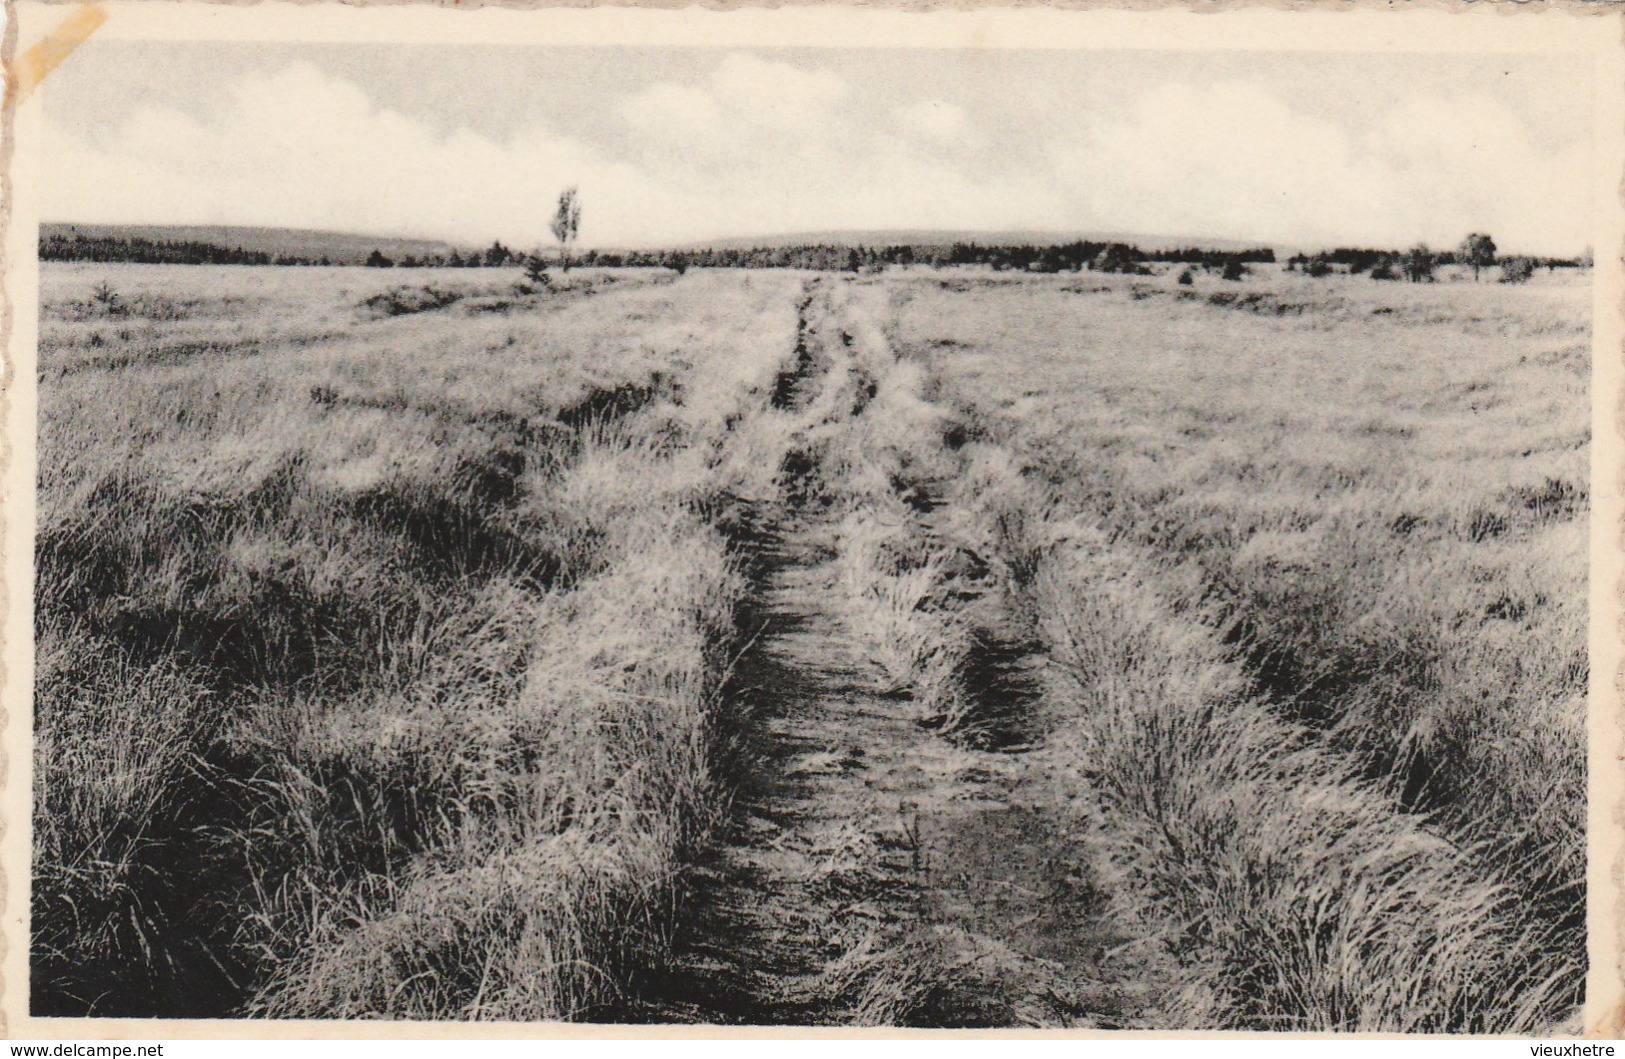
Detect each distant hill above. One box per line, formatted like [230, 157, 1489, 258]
[41, 223, 465, 266]
[685, 229, 1276, 254]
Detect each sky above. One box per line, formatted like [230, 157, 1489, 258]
[41, 42, 1596, 255]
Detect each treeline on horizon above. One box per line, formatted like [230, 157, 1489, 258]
[1286, 246, 1590, 278]
[39, 230, 1591, 275]
[40, 231, 1276, 273]
[574, 240, 1280, 273]
[41, 232, 293, 267]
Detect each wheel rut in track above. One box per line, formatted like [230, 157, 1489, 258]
[634, 276, 1137, 1027]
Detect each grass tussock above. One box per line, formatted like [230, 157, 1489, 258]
[814, 286, 1052, 752]
[250, 519, 744, 1019]
[834, 508, 971, 724]
[806, 285, 995, 738]
[32, 630, 228, 1014]
[823, 926, 1029, 1028]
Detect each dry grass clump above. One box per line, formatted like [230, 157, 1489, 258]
[833, 508, 970, 726]
[823, 925, 1030, 1028]
[32, 428, 559, 1011]
[816, 285, 1053, 749]
[251, 518, 744, 1019]
[806, 285, 987, 733]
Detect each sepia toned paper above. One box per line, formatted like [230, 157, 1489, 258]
[3, 0, 1622, 1039]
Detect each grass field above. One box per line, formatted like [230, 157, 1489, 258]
[35, 263, 802, 1017]
[33, 261, 1587, 1028]
[892, 266, 1588, 1029]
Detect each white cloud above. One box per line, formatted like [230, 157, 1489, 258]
[45, 55, 1038, 246]
[617, 83, 726, 146]
[1363, 94, 1591, 254]
[43, 58, 1593, 255]
[1065, 81, 1367, 244]
[707, 53, 846, 130]
[47, 62, 679, 247]
[619, 53, 846, 151]
[1051, 80, 1588, 254]
[893, 100, 971, 146]
[611, 53, 1049, 236]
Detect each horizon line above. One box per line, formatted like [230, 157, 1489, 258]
[38, 220, 1591, 259]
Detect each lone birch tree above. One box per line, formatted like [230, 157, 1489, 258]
[551, 187, 582, 272]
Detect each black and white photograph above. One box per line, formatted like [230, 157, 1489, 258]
[5, 2, 1621, 1038]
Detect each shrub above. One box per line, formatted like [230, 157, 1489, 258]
[1092, 243, 1146, 275]
[1501, 256, 1535, 284]
[523, 255, 552, 287]
[1221, 259, 1248, 282]
[1177, 269, 1195, 286]
[91, 281, 121, 311]
[1460, 233, 1498, 281]
[1403, 245, 1436, 283]
[360, 285, 463, 317]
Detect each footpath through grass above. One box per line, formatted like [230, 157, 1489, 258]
[639, 278, 1138, 1026]
[32, 263, 1588, 1029]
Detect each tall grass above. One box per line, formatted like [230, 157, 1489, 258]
[902, 269, 1588, 1030]
[32, 629, 227, 1014]
[250, 517, 745, 1018]
[35, 263, 1587, 1026]
[33, 265, 803, 1017]
[834, 509, 971, 723]
[955, 460, 1579, 1030]
[813, 283, 1054, 750]
[795, 284, 970, 732]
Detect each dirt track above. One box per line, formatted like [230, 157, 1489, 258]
[633, 277, 1136, 1027]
